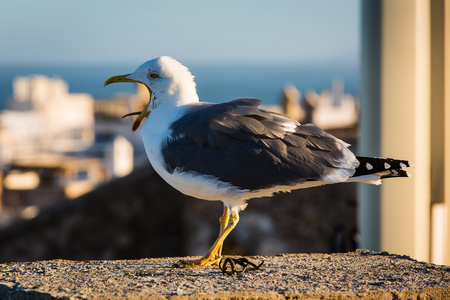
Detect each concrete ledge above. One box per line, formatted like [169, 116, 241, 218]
[0, 250, 449, 299]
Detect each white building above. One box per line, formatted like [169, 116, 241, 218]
[279, 80, 359, 130]
[304, 79, 359, 130]
[0, 76, 95, 166]
[0, 75, 139, 226]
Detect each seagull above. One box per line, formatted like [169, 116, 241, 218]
[104, 56, 412, 267]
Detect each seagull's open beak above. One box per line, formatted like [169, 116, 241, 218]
[104, 74, 152, 132]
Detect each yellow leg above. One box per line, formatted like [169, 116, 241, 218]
[176, 209, 239, 268]
[217, 205, 230, 257]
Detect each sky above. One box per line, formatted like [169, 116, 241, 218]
[0, 0, 359, 66]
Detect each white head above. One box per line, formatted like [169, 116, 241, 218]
[104, 56, 199, 131]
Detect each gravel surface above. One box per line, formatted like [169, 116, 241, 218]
[0, 250, 449, 299]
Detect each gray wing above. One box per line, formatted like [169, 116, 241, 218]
[161, 98, 358, 191]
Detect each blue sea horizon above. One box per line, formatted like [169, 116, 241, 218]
[0, 63, 359, 110]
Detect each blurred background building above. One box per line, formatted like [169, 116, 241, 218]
[0, 76, 147, 226]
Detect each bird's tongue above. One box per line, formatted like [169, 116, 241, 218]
[121, 101, 151, 132]
[121, 111, 141, 118]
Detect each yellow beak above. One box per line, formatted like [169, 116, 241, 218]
[104, 74, 135, 86]
[104, 74, 152, 132]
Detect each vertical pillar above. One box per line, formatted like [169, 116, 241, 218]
[430, 0, 447, 265]
[443, 0, 450, 265]
[360, 0, 436, 262]
[380, 0, 431, 261]
[359, 0, 382, 251]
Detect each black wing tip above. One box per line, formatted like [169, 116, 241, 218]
[354, 156, 413, 178]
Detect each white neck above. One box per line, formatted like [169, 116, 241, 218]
[153, 75, 200, 109]
[172, 83, 199, 105]
[152, 86, 199, 110]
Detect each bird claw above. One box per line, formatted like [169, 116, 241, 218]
[219, 257, 264, 275]
[173, 256, 221, 268]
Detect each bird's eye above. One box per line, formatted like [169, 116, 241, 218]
[149, 73, 159, 79]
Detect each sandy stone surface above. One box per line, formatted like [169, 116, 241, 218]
[0, 250, 449, 299]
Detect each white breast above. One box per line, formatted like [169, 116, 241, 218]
[140, 104, 185, 180]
